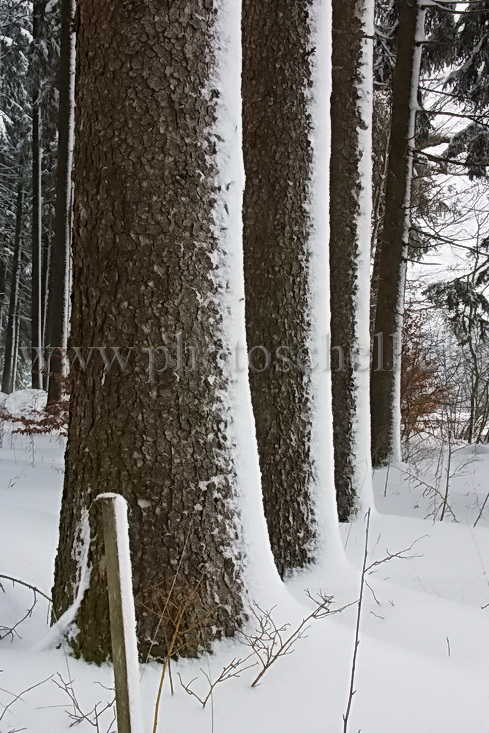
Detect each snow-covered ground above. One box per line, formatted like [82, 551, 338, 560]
[1, 416, 489, 732]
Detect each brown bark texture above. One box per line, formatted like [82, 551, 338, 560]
[370, 0, 420, 465]
[329, 0, 368, 521]
[52, 0, 247, 663]
[242, 0, 319, 576]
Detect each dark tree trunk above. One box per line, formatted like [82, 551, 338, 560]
[0, 253, 7, 336]
[31, 0, 45, 390]
[41, 234, 51, 391]
[242, 0, 322, 575]
[46, 0, 75, 404]
[2, 184, 23, 395]
[370, 0, 424, 466]
[52, 0, 252, 663]
[330, 0, 374, 520]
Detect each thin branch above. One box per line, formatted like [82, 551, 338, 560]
[343, 509, 371, 733]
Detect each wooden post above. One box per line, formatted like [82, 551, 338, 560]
[96, 493, 143, 733]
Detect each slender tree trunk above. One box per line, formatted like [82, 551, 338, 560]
[52, 0, 269, 663]
[2, 184, 23, 395]
[0, 253, 7, 336]
[329, 0, 374, 520]
[370, 0, 425, 466]
[46, 0, 75, 404]
[11, 311, 21, 390]
[41, 235, 51, 390]
[31, 0, 45, 390]
[242, 0, 337, 574]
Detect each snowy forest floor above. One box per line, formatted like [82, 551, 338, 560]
[1, 423, 489, 732]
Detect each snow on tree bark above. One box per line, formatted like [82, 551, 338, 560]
[242, 0, 339, 576]
[52, 0, 269, 662]
[329, 0, 374, 520]
[370, 0, 425, 466]
[46, 0, 75, 404]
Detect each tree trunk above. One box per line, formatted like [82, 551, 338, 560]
[370, 0, 424, 466]
[0, 253, 7, 337]
[242, 0, 334, 575]
[52, 0, 265, 663]
[329, 0, 374, 520]
[46, 0, 75, 404]
[41, 235, 51, 391]
[2, 183, 23, 395]
[31, 0, 45, 390]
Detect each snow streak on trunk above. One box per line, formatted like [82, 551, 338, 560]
[329, 0, 375, 519]
[370, 0, 425, 466]
[242, 0, 343, 577]
[52, 0, 278, 664]
[46, 0, 75, 404]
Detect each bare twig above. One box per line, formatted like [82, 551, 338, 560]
[53, 674, 116, 732]
[178, 656, 257, 708]
[474, 490, 489, 527]
[365, 535, 427, 574]
[0, 676, 53, 724]
[242, 595, 356, 688]
[343, 509, 370, 733]
[0, 575, 52, 603]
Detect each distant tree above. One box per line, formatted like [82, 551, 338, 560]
[0, 0, 32, 389]
[46, 0, 74, 404]
[30, 0, 45, 389]
[2, 179, 24, 394]
[400, 303, 448, 446]
[370, 0, 425, 465]
[425, 231, 489, 443]
[439, 0, 489, 179]
[30, 0, 59, 388]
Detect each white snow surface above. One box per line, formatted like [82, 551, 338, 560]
[1, 2, 487, 730]
[4, 389, 47, 417]
[1, 431, 489, 732]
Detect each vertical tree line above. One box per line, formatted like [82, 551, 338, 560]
[2, 0, 489, 665]
[0, 0, 64, 395]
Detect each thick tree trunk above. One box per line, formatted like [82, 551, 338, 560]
[370, 0, 424, 466]
[329, 0, 374, 520]
[2, 184, 23, 395]
[242, 0, 328, 575]
[46, 0, 75, 404]
[31, 0, 45, 390]
[52, 0, 259, 663]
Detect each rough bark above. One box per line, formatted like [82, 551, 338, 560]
[52, 0, 249, 663]
[242, 0, 318, 575]
[2, 183, 23, 395]
[370, 0, 423, 466]
[330, 0, 373, 520]
[46, 0, 75, 404]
